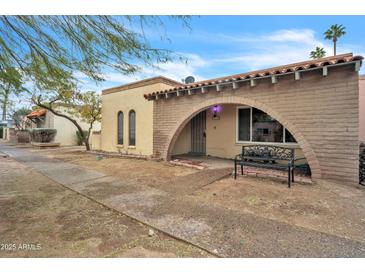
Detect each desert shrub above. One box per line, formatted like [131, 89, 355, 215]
[30, 128, 57, 143]
[76, 130, 89, 145]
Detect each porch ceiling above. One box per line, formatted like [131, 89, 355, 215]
[144, 53, 363, 101]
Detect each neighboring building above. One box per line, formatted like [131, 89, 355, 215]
[26, 106, 101, 146]
[95, 53, 363, 184]
[99, 76, 182, 155]
[360, 74, 365, 143]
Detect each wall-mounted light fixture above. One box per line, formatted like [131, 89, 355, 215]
[212, 105, 221, 120]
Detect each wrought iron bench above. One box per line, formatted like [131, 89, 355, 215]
[234, 145, 303, 188]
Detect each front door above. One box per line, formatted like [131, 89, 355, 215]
[190, 110, 206, 155]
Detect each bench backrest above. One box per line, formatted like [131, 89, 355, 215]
[241, 145, 294, 161]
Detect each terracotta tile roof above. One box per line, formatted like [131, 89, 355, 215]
[102, 76, 182, 95]
[144, 53, 363, 100]
[26, 109, 47, 118]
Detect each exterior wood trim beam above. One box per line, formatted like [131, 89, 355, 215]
[295, 71, 301, 80]
[323, 66, 328, 77]
[250, 79, 256, 87]
[271, 75, 278, 84]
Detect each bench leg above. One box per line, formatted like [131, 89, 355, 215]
[292, 166, 294, 183]
[241, 164, 243, 175]
[288, 167, 291, 188]
[234, 160, 237, 179]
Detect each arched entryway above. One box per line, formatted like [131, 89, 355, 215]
[163, 97, 321, 180]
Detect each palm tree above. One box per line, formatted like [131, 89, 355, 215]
[324, 24, 346, 56]
[310, 47, 326, 59]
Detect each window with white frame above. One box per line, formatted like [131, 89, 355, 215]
[237, 106, 296, 143]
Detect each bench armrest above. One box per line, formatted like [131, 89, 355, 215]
[235, 153, 243, 161]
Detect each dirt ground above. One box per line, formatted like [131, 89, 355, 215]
[0, 156, 211, 258]
[29, 146, 365, 244]
[35, 147, 197, 189]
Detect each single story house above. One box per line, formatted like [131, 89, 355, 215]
[94, 53, 363, 185]
[27, 106, 101, 146]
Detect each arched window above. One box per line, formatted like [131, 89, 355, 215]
[129, 110, 136, 146]
[117, 111, 124, 145]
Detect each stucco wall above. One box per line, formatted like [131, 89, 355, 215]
[101, 82, 178, 155]
[48, 107, 101, 146]
[206, 104, 304, 159]
[171, 104, 304, 159]
[91, 131, 101, 150]
[153, 65, 360, 184]
[360, 75, 365, 142]
[172, 120, 191, 155]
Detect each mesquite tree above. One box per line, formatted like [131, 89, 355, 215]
[32, 90, 101, 150]
[0, 16, 190, 150]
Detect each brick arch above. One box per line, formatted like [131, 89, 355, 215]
[165, 96, 321, 180]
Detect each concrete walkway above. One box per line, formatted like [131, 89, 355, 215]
[1, 144, 365, 257]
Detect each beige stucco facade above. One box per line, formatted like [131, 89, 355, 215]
[29, 106, 101, 146]
[99, 77, 181, 154]
[173, 104, 305, 159]
[151, 63, 360, 184]
[97, 54, 363, 185]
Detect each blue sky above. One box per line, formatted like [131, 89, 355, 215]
[75, 16, 365, 91]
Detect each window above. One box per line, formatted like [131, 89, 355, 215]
[129, 110, 136, 146]
[252, 108, 283, 142]
[117, 111, 124, 145]
[238, 108, 250, 141]
[237, 107, 296, 144]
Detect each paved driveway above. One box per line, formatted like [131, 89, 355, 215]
[1, 143, 365, 257]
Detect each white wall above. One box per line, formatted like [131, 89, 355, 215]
[48, 106, 101, 146]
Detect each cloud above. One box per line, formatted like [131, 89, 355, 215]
[265, 29, 318, 44]
[210, 28, 340, 71]
[77, 52, 210, 91]
[77, 27, 365, 92]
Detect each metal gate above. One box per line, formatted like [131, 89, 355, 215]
[190, 110, 206, 155]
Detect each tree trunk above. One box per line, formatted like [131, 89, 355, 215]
[33, 100, 91, 151]
[334, 40, 337, 56]
[1, 105, 6, 121]
[1, 89, 9, 121]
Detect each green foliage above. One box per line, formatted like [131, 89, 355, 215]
[0, 16, 190, 90]
[76, 130, 89, 145]
[324, 24, 346, 41]
[324, 24, 346, 56]
[310, 47, 326, 59]
[0, 15, 190, 150]
[71, 91, 102, 125]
